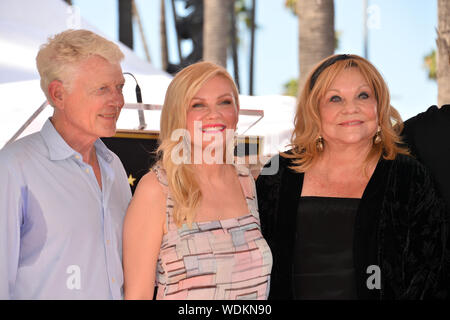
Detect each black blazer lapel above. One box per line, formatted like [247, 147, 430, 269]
[353, 158, 391, 299]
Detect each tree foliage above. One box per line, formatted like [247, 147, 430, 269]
[282, 78, 299, 96]
[424, 49, 437, 80]
[285, 0, 297, 15]
[235, 0, 257, 29]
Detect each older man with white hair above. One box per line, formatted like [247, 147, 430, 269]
[0, 29, 131, 299]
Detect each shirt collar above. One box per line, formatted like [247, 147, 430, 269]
[40, 118, 114, 163]
[40, 118, 76, 161]
[94, 139, 114, 164]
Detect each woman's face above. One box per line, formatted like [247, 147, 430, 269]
[318, 67, 378, 150]
[185, 75, 238, 160]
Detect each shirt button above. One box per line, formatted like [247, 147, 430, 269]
[75, 155, 80, 160]
[106, 240, 111, 245]
[85, 168, 89, 173]
[112, 277, 115, 283]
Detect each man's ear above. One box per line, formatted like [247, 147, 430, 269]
[48, 80, 65, 110]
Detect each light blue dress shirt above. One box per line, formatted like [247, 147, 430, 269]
[0, 119, 132, 299]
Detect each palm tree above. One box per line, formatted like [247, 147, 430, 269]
[297, 0, 335, 93]
[230, 0, 240, 91]
[248, 0, 256, 95]
[203, 0, 233, 67]
[160, 0, 169, 71]
[437, 0, 450, 106]
[424, 49, 437, 80]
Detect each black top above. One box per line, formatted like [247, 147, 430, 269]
[293, 197, 359, 300]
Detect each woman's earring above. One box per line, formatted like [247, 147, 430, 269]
[316, 135, 324, 152]
[374, 126, 382, 144]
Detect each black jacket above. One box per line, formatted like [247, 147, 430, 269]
[403, 105, 450, 210]
[256, 152, 449, 299]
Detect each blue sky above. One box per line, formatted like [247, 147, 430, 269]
[72, 0, 438, 121]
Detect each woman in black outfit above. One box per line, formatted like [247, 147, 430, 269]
[256, 54, 449, 300]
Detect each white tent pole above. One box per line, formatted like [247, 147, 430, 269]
[4, 100, 48, 147]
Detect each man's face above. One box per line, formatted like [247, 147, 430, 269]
[58, 55, 125, 142]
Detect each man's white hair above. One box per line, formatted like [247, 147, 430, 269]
[36, 29, 124, 105]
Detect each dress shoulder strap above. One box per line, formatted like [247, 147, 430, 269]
[235, 164, 254, 196]
[151, 161, 169, 189]
[235, 164, 259, 219]
[150, 161, 175, 230]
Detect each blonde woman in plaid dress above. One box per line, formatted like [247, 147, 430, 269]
[123, 61, 272, 300]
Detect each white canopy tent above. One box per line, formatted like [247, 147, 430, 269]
[0, 0, 296, 157]
[0, 0, 173, 146]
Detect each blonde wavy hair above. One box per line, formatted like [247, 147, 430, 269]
[36, 29, 124, 106]
[285, 54, 409, 172]
[157, 61, 240, 227]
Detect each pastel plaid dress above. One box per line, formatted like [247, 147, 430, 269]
[153, 163, 272, 300]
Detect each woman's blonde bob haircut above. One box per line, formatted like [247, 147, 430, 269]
[285, 53, 408, 172]
[157, 61, 240, 227]
[36, 29, 124, 106]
